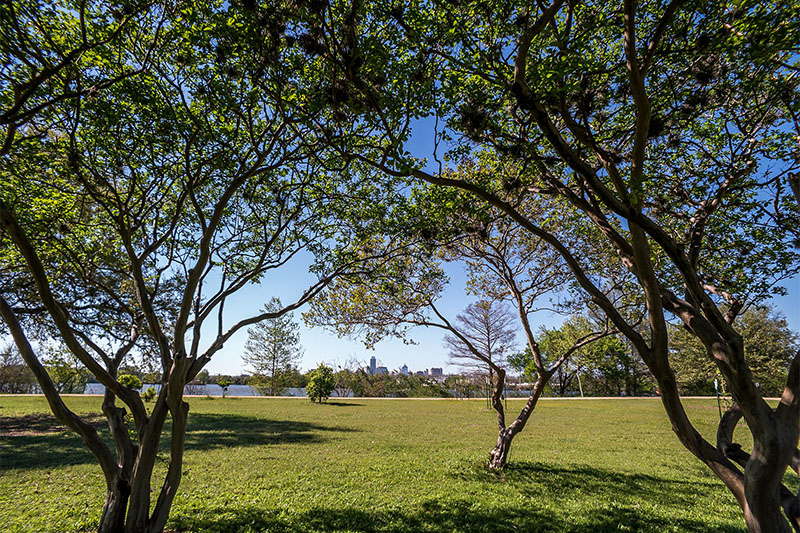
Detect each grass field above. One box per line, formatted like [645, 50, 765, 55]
[0, 396, 766, 532]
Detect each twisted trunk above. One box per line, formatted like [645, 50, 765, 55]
[718, 403, 800, 532]
[98, 472, 131, 533]
[99, 388, 135, 533]
[488, 374, 547, 470]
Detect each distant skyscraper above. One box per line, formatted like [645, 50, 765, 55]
[401, 364, 409, 375]
[369, 356, 377, 375]
[430, 367, 443, 378]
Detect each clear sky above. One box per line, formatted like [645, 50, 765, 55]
[199, 253, 800, 376]
[201, 255, 577, 376]
[202, 117, 800, 376]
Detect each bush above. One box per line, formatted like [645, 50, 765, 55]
[306, 364, 335, 403]
[218, 378, 231, 398]
[141, 387, 156, 402]
[118, 374, 143, 390]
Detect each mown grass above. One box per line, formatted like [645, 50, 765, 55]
[0, 396, 766, 532]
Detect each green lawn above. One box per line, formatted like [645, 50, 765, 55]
[0, 396, 758, 532]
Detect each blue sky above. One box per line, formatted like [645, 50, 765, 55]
[200, 255, 799, 376]
[202, 255, 573, 376]
[202, 117, 800, 376]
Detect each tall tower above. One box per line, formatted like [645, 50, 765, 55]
[369, 356, 377, 375]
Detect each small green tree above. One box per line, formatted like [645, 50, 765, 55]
[117, 374, 142, 390]
[141, 387, 156, 402]
[218, 379, 231, 398]
[43, 349, 91, 394]
[306, 364, 335, 404]
[243, 297, 304, 396]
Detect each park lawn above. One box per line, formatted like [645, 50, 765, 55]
[0, 396, 767, 532]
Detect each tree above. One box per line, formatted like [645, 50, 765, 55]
[0, 344, 36, 393]
[0, 3, 412, 530]
[243, 297, 304, 396]
[671, 305, 799, 397]
[141, 387, 156, 403]
[444, 300, 517, 384]
[44, 348, 91, 394]
[309, 212, 612, 468]
[310, 1, 800, 528]
[217, 378, 231, 399]
[306, 364, 335, 403]
[511, 315, 656, 398]
[332, 357, 362, 397]
[117, 374, 142, 390]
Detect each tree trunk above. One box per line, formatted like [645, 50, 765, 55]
[125, 396, 170, 532]
[718, 403, 800, 532]
[98, 473, 130, 533]
[745, 453, 794, 533]
[488, 427, 514, 470]
[148, 398, 189, 533]
[487, 376, 546, 470]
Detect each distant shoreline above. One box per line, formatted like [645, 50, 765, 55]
[0, 394, 760, 400]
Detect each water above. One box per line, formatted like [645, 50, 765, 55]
[83, 383, 308, 397]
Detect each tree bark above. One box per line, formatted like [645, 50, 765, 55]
[488, 376, 546, 470]
[148, 397, 189, 533]
[489, 427, 514, 470]
[99, 389, 135, 533]
[98, 472, 130, 533]
[125, 395, 169, 532]
[718, 403, 800, 532]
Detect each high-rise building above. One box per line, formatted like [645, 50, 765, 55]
[430, 367, 444, 378]
[401, 364, 409, 375]
[369, 356, 377, 375]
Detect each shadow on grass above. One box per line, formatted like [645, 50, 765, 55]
[170, 500, 551, 533]
[170, 463, 745, 532]
[0, 413, 356, 471]
[183, 413, 357, 450]
[169, 497, 742, 533]
[455, 460, 724, 494]
[322, 401, 365, 407]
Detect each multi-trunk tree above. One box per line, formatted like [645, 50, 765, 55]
[307, 0, 800, 529]
[0, 2, 414, 531]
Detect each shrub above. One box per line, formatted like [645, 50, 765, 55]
[306, 364, 335, 403]
[118, 374, 142, 390]
[141, 387, 156, 402]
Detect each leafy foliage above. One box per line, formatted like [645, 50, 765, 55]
[117, 374, 142, 390]
[670, 305, 799, 396]
[0, 344, 36, 393]
[141, 387, 156, 403]
[244, 298, 304, 396]
[43, 349, 91, 394]
[306, 364, 335, 403]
